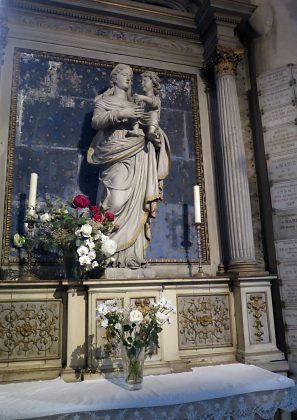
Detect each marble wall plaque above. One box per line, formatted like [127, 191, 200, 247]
[273, 212, 297, 240]
[278, 262, 297, 281]
[280, 282, 297, 307]
[267, 153, 297, 183]
[258, 86, 294, 111]
[271, 181, 297, 210]
[261, 104, 296, 130]
[283, 309, 297, 328]
[263, 124, 297, 156]
[257, 66, 292, 92]
[286, 330, 297, 349]
[275, 239, 297, 260]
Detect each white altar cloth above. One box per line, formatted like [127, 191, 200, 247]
[1, 363, 296, 420]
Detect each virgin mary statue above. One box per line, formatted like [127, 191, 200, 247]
[87, 64, 170, 268]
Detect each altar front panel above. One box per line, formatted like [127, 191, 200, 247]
[86, 280, 237, 375]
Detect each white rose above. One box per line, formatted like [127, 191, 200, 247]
[79, 255, 91, 266]
[101, 239, 117, 257]
[156, 311, 168, 324]
[40, 213, 51, 222]
[115, 323, 122, 331]
[88, 251, 96, 261]
[77, 245, 89, 256]
[101, 319, 108, 328]
[101, 233, 109, 242]
[129, 309, 143, 324]
[92, 261, 99, 269]
[80, 224, 92, 237]
[86, 240, 95, 250]
[96, 304, 108, 316]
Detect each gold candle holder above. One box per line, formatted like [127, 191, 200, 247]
[19, 218, 40, 282]
[195, 222, 207, 277]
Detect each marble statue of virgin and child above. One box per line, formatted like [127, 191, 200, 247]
[87, 64, 170, 269]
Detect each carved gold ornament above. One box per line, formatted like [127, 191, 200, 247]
[0, 301, 60, 361]
[178, 295, 231, 349]
[247, 294, 267, 342]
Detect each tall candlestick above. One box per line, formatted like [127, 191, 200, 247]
[28, 173, 38, 216]
[193, 185, 201, 224]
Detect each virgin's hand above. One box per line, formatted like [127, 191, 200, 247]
[118, 105, 143, 119]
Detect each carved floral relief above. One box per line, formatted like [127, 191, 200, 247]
[177, 294, 232, 349]
[0, 301, 61, 361]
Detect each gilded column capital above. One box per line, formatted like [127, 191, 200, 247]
[213, 46, 244, 77]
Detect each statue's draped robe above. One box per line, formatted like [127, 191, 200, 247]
[88, 94, 170, 268]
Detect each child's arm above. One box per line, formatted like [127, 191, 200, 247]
[134, 94, 154, 106]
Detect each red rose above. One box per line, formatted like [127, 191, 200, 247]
[105, 211, 115, 221]
[90, 205, 99, 215]
[93, 214, 103, 222]
[72, 195, 90, 209]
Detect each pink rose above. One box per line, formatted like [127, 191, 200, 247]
[72, 195, 90, 208]
[105, 212, 115, 221]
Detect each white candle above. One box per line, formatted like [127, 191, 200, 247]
[193, 185, 201, 224]
[28, 173, 38, 216]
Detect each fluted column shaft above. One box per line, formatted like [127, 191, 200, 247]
[214, 48, 256, 270]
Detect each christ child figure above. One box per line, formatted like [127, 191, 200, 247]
[134, 71, 161, 149]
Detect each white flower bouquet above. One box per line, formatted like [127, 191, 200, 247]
[96, 297, 175, 358]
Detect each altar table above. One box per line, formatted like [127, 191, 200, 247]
[1, 364, 297, 419]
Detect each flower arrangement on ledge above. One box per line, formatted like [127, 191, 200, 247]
[96, 297, 176, 389]
[13, 194, 117, 278]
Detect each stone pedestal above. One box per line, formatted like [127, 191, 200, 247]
[233, 277, 288, 373]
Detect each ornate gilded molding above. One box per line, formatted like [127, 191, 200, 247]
[177, 294, 232, 349]
[0, 300, 61, 361]
[247, 293, 267, 343]
[9, 0, 198, 41]
[12, 13, 200, 55]
[213, 46, 244, 77]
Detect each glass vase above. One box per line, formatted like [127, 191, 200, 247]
[121, 345, 145, 390]
[63, 248, 81, 281]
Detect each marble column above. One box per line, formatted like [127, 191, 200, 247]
[214, 47, 257, 273]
